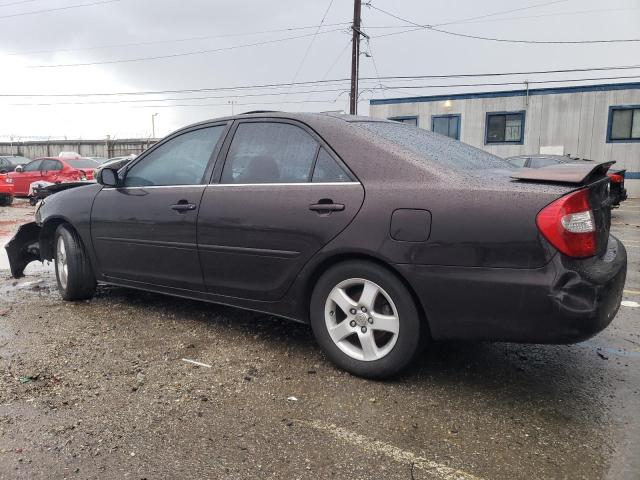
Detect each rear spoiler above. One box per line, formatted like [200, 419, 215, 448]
[510, 161, 615, 185]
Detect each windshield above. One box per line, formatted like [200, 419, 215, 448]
[355, 121, 512, 170]
[66, 158, 99, 168]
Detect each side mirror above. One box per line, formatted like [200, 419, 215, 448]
[97, 167, 119, 187]
[14, 165, 24, 173]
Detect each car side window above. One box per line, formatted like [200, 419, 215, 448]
[530, 157, 559, 168]
[506, 157, 527, 168]
[41, 160, 62, 171]
[124, 126, 225, 187]
[23, 160, 42, 172]
[312, 148, 351, 183]
[221, 122, 319, 184]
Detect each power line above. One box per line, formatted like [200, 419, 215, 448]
[450, 7, 640, 25]
[2, 64, 639, 98]
[366, 3, 640, 44]
[286, 0, 335, 92]
[0, 0, 39, 8]
[27, 28, 346, 68]
[431, 0, 570, 27]
[9, 75, 640, 106]
[3, 23, 351, 57]
[0, 0, 120, 20]
[361, 20, 386, 99]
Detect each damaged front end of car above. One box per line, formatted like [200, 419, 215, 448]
[5, 221, 42, 278]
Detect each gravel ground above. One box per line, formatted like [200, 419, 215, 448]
[0, 198, 638, 480]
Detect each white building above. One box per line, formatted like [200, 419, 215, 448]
[369, 82, 640, 197]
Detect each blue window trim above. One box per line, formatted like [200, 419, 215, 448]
[485, 110, 525, 145]
[431, 114, 461, 140]
[388, 115, 419, 126]
[606, 105, 640, 143]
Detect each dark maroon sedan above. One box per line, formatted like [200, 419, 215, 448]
[6, 113, 627, 378]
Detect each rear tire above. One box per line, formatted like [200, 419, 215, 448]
[54, 225, 96, 301]
[310, 260, 422, 379]
[0, 195, 12, 206]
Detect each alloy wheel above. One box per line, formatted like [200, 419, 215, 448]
[56, 236, 68, 290]
[324, 278, 400, 361]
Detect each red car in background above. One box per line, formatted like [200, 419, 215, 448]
[7, 157, 98, 196]
[0, 173, 14, 206]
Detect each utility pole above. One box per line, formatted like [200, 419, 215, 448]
[228, 100, 237, 115]
[349, 0, 362, 115]
[151, 113, 159, 138]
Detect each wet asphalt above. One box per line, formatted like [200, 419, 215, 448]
[0, 198, 638, 480]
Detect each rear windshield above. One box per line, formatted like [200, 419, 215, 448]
[355, 121, 511, 170]
[66, 158, 99, 168]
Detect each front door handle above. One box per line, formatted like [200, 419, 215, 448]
[171, 201, 197, 213]
[309, 201, 345, 212]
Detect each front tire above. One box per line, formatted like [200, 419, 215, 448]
[54, 225, 97, 301]
[310, 260, 422, 379]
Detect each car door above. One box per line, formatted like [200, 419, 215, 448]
[12, 160, 42, 195]
[40, 159, 64, 183]
[197, 119, 365, 301]
[91, 124, 228, 290]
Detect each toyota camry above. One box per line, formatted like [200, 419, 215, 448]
[5, 112, 627, 378]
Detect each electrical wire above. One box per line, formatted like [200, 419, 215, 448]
[366, 3, 640, 44]
[26, 28, 346, 68]
[3, 22, 351, 57]
[286, 0, 335, 92]
[0, 0, 120, 20]
[431, 0, 570, 27]
[8, 74, 640, 106]
[2, 64, 639, 97]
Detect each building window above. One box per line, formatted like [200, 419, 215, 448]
[607, 106, 640, 142]
[389, 116, 418, 126]
[485, 111, 525, 144]
[432, 114, 460, 140]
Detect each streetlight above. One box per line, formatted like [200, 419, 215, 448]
[151, 113, 159, 138]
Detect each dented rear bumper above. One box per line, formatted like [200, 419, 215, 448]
[4, 222, 42, 278]
[396, 235, 627, 343]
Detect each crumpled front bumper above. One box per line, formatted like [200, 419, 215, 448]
[4, 222, 42, 278]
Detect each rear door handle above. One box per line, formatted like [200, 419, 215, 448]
[171, 201, 197, 213]
[309, 202, 345, 212]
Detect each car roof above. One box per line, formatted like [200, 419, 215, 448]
[174, 111, 389, 132]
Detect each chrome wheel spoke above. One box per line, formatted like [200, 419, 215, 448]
[329, 287, 357, 315]
[358, 280, 379, 311]
[371, 312, 399, 334]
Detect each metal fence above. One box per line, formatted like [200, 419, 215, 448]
[0, 138, 158, 159]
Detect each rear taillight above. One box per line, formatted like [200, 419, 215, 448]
[608, 173, 623, 184]
[536, 188, 596, 258]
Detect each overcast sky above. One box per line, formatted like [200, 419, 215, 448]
[0, 0, 638, 140]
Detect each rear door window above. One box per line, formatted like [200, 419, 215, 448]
[41, 159, 63, 171]
[221, 122, 319, 184]
[312, 148, 351, 183]
[124, 126, 225, 187]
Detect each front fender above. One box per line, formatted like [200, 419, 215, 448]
[4, 222, 41, 278]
